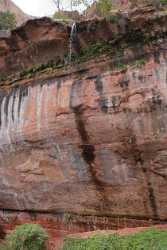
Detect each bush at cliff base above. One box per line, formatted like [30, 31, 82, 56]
[62, 228, 167, 250]
[0, 224, 48, 250]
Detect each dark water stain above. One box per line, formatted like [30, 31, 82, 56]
[73, 104, 105, 190]
[134, 151, 159, 219]
[154, 51, 160, 64]
[94, 75, 108, 113]
[69, 80, 82, 109]
[119, 75, 129, 89]
[11, 88, 18, 122]
[4, 93, 10, 124]
[17, 86, 29, 118]
[56, 80, 62, 102]
[72, 105, 89, 143]
[99, 96, 108, 113]
[81, 144, 95, 165]
[95, 75, 103, 95]
[70, 80, 110, 209]
[57, 79, 61, 90]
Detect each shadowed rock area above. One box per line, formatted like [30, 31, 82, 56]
[0, 5, 167, 248]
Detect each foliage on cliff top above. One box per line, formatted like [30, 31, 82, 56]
[0, 11, 16, 30]
[0, 224, 48, 250]
[62, 228, 167, 250]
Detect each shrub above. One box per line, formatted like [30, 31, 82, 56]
[1, 224, 48, 250]
[0, 11, 16, 30]
[62, 228, 167, 250]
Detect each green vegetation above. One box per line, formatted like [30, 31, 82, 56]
[72, 40, 114, 62]
[1, 10, 165, 83]
[0, 40, 149, 82]
[19, 60, 62, 78]
[160, 0, 167, 5]
[132, 58, 146, 67]
[0, 11, 16, 30]
[62, 228, 167, 250]
[0, 224, 48, 250]
[97, 0, 113, 17]
[53, 11, 69, 20]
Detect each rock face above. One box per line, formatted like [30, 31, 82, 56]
[0, 0, 30, 26]
[0, 18, 69, 76]
[0, 6, 167, 245]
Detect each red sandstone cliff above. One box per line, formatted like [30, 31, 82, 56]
[0, 5, 167, 248]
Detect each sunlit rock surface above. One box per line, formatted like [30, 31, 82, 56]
[0, 6, 167, 245]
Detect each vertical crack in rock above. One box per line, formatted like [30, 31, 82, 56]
[135, 151, 159, 220]
[70, 80, 109, 211]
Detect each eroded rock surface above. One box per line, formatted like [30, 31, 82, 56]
[0, 18, 69, 76]
[0, 6, 167, 245]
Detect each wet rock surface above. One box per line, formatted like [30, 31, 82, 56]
[0, 6, 166, 76]
[0, 6, 167, 247]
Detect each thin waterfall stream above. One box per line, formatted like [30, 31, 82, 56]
[69, 22, 77, 63]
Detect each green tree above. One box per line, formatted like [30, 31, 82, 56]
[0, 11, 16, 30]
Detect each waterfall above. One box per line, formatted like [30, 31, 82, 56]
[69, 22, 77, 63]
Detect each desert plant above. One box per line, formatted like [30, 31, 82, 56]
[1, 224, 48, 250]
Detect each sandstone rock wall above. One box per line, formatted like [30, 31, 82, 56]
[0, 6, 167, 244]
[1, 6, 166, 76]
[0, 44, 167, 228]
[0, 18, 69, 76]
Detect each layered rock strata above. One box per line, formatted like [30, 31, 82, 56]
[0, 6, 167, 243]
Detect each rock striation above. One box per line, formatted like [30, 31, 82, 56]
[0, 6, 167, 246]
